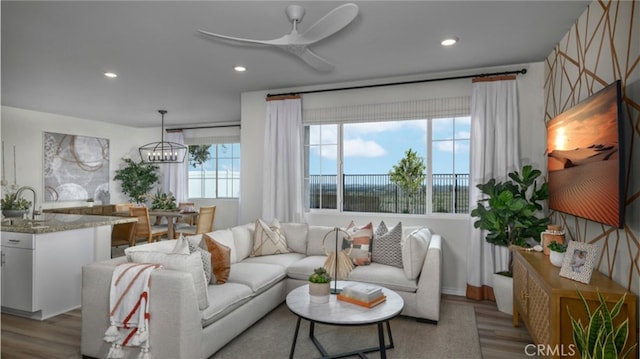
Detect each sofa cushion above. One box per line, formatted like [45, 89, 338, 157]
[402, 227, 432, 280]
[231, 224, 254, 262]
[372, 221, 403, 268]
[306, 226, 336, 256]
[280, 222, 308, 254]
[343, 221, 373, 265]
[124, 239, 176, 255]
[203, 234, 231, 284]
[127, 250, 209, 310]
[185, 237, 212, 284]
[286, 255, 328, 281]
[201, 282, 253, 327]
[241, 252, 306, 268]
[227, 262, 286, 294]
[347, 263, 418, 292]
[251, 219, 292, 256]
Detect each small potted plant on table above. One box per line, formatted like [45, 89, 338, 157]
[548, 240, 567, 267]
[308, 267, 331, 303]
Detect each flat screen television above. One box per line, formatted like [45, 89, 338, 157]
[547, 80, 624, 228]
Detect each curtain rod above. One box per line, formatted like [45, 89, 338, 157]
[266, 68, 527, 98]
[166, 124, 241, 132]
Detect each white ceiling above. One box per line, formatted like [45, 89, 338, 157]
[1, 1, 590, 128]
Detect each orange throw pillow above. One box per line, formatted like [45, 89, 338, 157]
[203, 234, 231, 284]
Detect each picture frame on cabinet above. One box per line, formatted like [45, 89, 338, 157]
[559, 241, 600, 284]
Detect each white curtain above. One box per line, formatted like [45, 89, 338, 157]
[262, 98, 304, 223]
[161, 132, 188, 203]
[466, 77, 521, 298]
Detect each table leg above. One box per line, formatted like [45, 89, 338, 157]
[377, 322, 386, 359]
[289, 317, 302, 359]
[167, 218, 175, 239]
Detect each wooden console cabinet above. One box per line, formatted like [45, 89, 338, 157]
[513, 251, 637, 358]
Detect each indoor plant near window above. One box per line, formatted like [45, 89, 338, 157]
[471, 164, 550, 314]
[113, 158, 159, 204]
[308, 267, 331, 303]
[548, 240, 567, 267]
[1, 192, 32, 218]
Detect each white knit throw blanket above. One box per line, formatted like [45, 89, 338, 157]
[104, 262, 161, 359]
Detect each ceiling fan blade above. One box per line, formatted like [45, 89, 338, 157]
[198, 30, 290, 46]
[295, 3, 359, 45]
[294, 48, 334, 72]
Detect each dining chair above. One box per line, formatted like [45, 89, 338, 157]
[114, 203, 135, 213]
[129, 207, 169, 244]
[175, 205, 216, 237]
[111, 222, 136, 250]
[177, 202, 196, 225]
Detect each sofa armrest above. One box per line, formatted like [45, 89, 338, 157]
[415, 234, 442, 322]
[81, 258, 204, 359]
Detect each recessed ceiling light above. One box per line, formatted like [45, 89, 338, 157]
[104, 72, 118, 78]
[234, 65, 247, 72]
[441, 37, 458, 46]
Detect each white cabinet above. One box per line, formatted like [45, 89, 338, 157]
[1, 227, 96, 320]
[1, 232, 35, 311]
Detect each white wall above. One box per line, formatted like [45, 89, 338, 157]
[240, 62, 546, 295]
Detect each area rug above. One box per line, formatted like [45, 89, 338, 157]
[213, 300, 481, 358]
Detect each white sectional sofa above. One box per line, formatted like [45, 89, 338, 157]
[81, 221, 442, 359]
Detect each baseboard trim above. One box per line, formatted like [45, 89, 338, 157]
[441, 287, 465, 296]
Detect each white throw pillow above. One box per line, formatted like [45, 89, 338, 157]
[127, 251, 209, 310]
[251, 219, 292, 256]
[231, 224, 254, 262]
[401, 227, 432, 280]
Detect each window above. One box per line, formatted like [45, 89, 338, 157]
[305, 116, 470, 215]
[188, 143, 240, 198]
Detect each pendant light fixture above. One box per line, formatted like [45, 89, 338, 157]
[138, 110, 187, 163]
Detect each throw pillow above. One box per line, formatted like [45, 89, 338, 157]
[203, 234, 231, 284]
[127, 250, 209, 310]
[342, 221, 373, 266]
[372, 221, 403, 268]
[186, 236, 212, 284]
[172, 234, 190, 254]
[251, 218, 292, 256]
[401, 227, 432, 280]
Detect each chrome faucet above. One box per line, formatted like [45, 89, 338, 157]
[15, 186, 40, 220]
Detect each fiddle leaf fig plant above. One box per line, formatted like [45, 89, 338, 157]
[113, 158, 159, 204]
[471, 164, 549, 248]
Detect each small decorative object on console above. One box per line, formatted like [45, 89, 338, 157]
[559, 241, 600, 284]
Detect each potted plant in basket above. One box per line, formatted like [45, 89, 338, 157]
[547, 240, 567, 267]
[1, 192, 32, 218]
[308, 267, 331, 303]
[470, 164, 550, 314]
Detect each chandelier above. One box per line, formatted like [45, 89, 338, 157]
[138, 110, 187, 164]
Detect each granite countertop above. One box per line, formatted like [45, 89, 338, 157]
[1, 213, 137, 234]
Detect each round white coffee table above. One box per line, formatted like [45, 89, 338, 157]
[286, 281, 404, 359]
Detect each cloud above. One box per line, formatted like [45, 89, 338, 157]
[344, 138, 387, 157]
[434, 140, 469, 153]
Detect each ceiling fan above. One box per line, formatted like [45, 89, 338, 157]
[198, 3, 359, 72]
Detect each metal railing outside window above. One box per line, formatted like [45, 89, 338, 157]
[308, 173, 469, 214]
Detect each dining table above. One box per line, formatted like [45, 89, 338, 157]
[114, 209, 199, 240]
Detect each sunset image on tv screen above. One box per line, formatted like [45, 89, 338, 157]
[547, 81, 622, 227]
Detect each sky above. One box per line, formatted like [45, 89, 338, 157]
[308, 117, 471, 176]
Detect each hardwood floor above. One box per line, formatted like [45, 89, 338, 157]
[1, 294, 535, 359]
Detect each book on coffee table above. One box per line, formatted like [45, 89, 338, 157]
[336, 293, 387, 308]
[341, 283, 383, 302]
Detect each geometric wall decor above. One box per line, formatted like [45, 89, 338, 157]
[43, 131, 110, 202]
[545, 0, 639, 293]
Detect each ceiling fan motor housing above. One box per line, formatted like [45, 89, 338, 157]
[286, 5, 305, 23]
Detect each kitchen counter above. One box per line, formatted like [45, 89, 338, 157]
[1, 213, 136, 234]
[1, 213, 137, 320]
